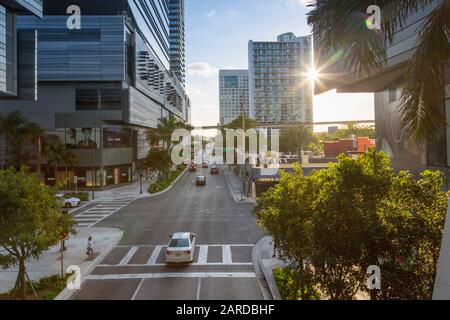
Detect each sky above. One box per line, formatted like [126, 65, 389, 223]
[185, 0, 375, 131]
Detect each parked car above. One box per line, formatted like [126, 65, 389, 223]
[196, 175, 206, 186]
[56, 194, 81, 209]
[202, 162, 209, 168]
[166, 232, 197, 263]
[188, 163, 197, 172]
[210, 166, 219, 175]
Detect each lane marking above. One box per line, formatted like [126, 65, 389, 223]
[115, 244, 255, 248]
[196, 278, 202, 300]
[98, 262, 253, 267]
[131, 279, 145, 301]
[198, 246, 208, 264]
[147, 246, 162, 265]
[222, 245, 232, 264]
[119, 247, 139, 266]
[87, 272, 257, 280]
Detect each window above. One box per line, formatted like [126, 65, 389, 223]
[58, 128, 100, 149]
[103, 127, 132, 149]
[224, 76, 238, 89]
[76, 89, 99, 110]
[389, 87, 397, 103]
[101, 89, 123, 110]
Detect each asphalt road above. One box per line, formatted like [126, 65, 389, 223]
[71, 166, 266, 300]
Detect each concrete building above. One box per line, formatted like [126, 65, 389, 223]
[248, 32, 313, 125]
[0, 0, 42, 100]
[168, 0, 185, 86]
[219, 69, 249, 125]
[314, 1, 449, 187]
[0, 0, 189, 188]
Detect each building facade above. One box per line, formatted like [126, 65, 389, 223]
[219, 69, 249, 125]
[314, 0, 450, 187]
[248, 32, 313, 125]
[0, 0, 42, 100]
[168, 0, 185, 86]
[0, 0, 189, 188]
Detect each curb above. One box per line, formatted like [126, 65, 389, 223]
[54, 228, 124, 300]
[222, 166, 245, 203]
[252, 236, 282, 301]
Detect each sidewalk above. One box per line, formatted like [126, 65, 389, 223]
[253, 236, 284, 300]
[0, 227, 123, 295]
[222, 165, 255, 203]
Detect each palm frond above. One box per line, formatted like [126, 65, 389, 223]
[307, 0, 387, 76]
[399, 0, 450, 142]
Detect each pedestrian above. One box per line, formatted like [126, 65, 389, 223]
[273, 239, 277, 258]
[87, 236, 94, 261]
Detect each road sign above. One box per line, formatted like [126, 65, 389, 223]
[74, 176, 78, 184]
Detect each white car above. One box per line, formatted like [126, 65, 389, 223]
[166, 232, 197, 264]
[56, 194, 81, 209]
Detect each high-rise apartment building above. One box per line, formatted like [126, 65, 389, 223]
[0, 0, 189, 188]
[0, 0, 42, 100]
[248, 32, 313, 125]
[219, 70, 249, 125]
[168, 0, 185, 86]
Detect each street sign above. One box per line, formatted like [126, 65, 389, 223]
[74, 176, 78, 184]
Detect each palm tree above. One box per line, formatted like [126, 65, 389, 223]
[0, 111, 45, 170]
[307, 0, 450, 142]
[45, 136, 78, 187]
[146, 116, 193, 151]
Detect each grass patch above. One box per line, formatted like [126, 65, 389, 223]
[0, 273, 73, 300]
[148, 167, 186, 194]
[273, 267, 320, 300]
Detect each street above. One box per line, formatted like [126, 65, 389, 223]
[71, 166, 266, 300]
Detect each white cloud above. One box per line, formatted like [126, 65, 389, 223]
[206, 10, 216, 18]
[227, 10, 238, 17]
[187, 62, 219, 78]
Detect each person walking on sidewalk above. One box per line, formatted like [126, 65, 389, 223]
[87, 236, 94, 261]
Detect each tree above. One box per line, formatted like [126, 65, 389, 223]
[253, 165, 319, 300]
[376, 170, 448, 299]
[0, 111, 44, 171]
[146, 116, 193, 152]
[144, 149, 172, 182]
[279, 126, 318, 158]
[254, 150, 448, 300]
[224, 115, 258, 131]
[307, 0, 450, 142]
[0, 169, 76, 300]
[45, 136, 78, 185]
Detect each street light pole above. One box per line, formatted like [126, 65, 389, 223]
[140, 174, 143, 194]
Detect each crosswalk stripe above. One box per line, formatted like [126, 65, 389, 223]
[147, 246, 162, 265]
[74, 198, 136, 228]
[222, 245, 232, 264]
[119, 247, 139, 266]
[198, 246, 208, 264]
[87, 272, 256, 280]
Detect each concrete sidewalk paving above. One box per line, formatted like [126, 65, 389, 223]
[252, 236, 283, 300]
[222, 165, 255, 203]
[0, 227, 123, 295]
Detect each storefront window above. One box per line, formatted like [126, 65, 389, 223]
[58, 128, 100, 149]
[103, 127, 132, 148]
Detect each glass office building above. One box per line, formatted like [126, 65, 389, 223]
[0, 0, 42, 99]
[248, 33, 313, 125]
[168, 0, 185, 86]
[219, 69, 249, 125]
[0, 0, 189, 188]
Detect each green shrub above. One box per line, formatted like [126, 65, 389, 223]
[273, 267, 320, 300]
[148, 167, 185, 194]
